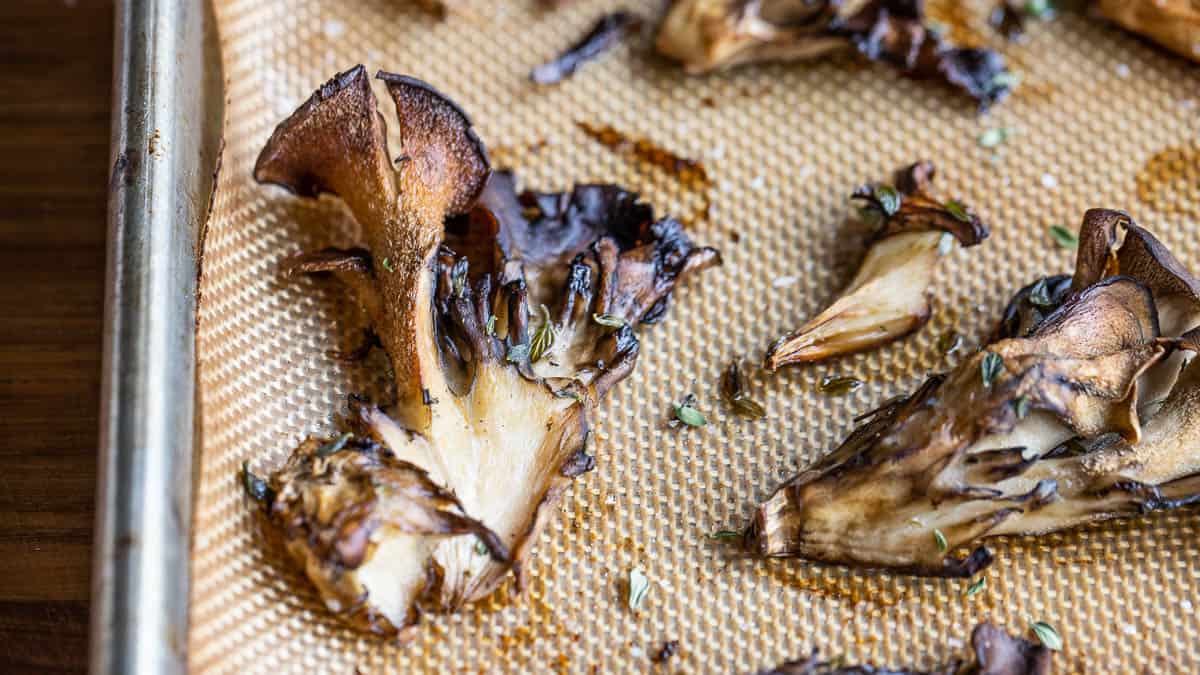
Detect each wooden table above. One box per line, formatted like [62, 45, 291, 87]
[0, 1, 113, 672]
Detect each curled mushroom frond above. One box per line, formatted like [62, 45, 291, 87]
[756, 622, 1052, 675]
[1094, 1, 1200, 64]
[751, 212, 1200, 577]
[656, 0, 1012, 108]
[250, 66, 718, 638]
[765, 161, 988, 369]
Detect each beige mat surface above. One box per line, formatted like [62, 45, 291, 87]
[192, 1, 1200, 672]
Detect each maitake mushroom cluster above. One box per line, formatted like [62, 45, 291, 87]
[247, 65, 718, 638]
[656, 0, 1013, 108]
[749, 209, 1200, 576]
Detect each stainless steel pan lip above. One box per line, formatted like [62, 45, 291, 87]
[91, 1, 223, 673]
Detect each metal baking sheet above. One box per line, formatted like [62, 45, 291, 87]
[190, 0, 1200, 673]
[92, 1, 224, 674]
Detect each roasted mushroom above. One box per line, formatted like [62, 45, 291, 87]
[248, 65, 719, 638]
[656, 0, 1013, 109]
[764, 161, 988, 370]
[531, 11, 642, 85]
[757, 622, 1052, 675]
[749, 209, 1200, 577]
[1094, 1, 1200, 64]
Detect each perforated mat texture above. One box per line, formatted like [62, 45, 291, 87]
[192, 1, 1200, 672]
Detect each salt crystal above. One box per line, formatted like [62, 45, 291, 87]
[1122, 623, 1137, 636]
[710, 143, 726, 160]
[323, 19, 346, 39]
[630, 646, 644, 658]
[946, 637, 964, 648]
[1041, 173, 1058, 189]
[750, 175, 765, 190]
[1183, 600, 1194, 611]
[1115, 63, 1131, 79]
[772, 275, 799, 288]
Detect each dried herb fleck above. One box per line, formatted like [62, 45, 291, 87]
[674, 395, 707, 427]
[1030, 620, 1062, 651]
[485, 314, 497, 337]
[965, 576, 987, 598]
[874, 184, 902, 216]
[315, 432, 353, 458]
[1049, 225, 1078, 249]
[1015, 395, 1031, 419]
[938, 331, 964, 355]
[474, 540, 489, 556]
[943, 200, 972, 223]
[381, 256, 395, 272]
[981, 352, 1003, 387]
[593, 313, 627, 329]
[819, 375, 864, 396]
[628, 568, 650, 611]
[529, 304, 557, 362]
[706, 530, 743, 541]
[720, 361, 766, 419]
[933, 528, 949, 552]
[978, 127, 1012, 149]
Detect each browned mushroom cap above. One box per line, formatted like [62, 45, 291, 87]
[764, 161, 988, 369]
[255, 66, 491, 430]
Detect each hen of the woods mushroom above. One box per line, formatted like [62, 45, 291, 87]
[244, 66, 719, 638]
[656, 0, 1013, 109]
[749, 209, 1200, 576]
[765, 161, 988, 369]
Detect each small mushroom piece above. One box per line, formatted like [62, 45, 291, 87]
[749, 211, 1200, 578]
[656, 0, 1013, 108]
[755, 622, 1051, 675]
[764, 161, 988, 369]
[531, 11, 642, 85]
[250, 66, 719, 638]
[1094, 1, 1200, 64]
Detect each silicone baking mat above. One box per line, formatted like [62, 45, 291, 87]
[191, 1, 1200, 672]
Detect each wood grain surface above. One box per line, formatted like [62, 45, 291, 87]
[0, 1, 114, 672]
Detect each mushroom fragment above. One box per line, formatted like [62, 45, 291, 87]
[249, 65, 719, 638]
[749, 209, 1200, 577]
[1094, 1, 1200, 65]
[656, 0, 1013, 109]
[764, 161, 988, 370]
[757, 622, 1052, 675]
[531, 11, 642, 85]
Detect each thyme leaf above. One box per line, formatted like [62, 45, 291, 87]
[819, 375, 864, 396]
[628, 568, 650, 611]
[1049, 225, 1078, 249]
[943, 200, 971, 223]
[593, 313, 627, 329]
[315, 432, 354, 458]
[965, 576, 987, 598]
[529, 304, 557, 363]
[1030, 620, 1063, 651]
[933, 528, 948, 552]
[981, 352, 1004, 388]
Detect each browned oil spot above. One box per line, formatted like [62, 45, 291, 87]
[1137, 144, 1200, 217]
[489, 138, 548, 167]
[1012, 80, 1060, 105]
[575, 121, 713, 227]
